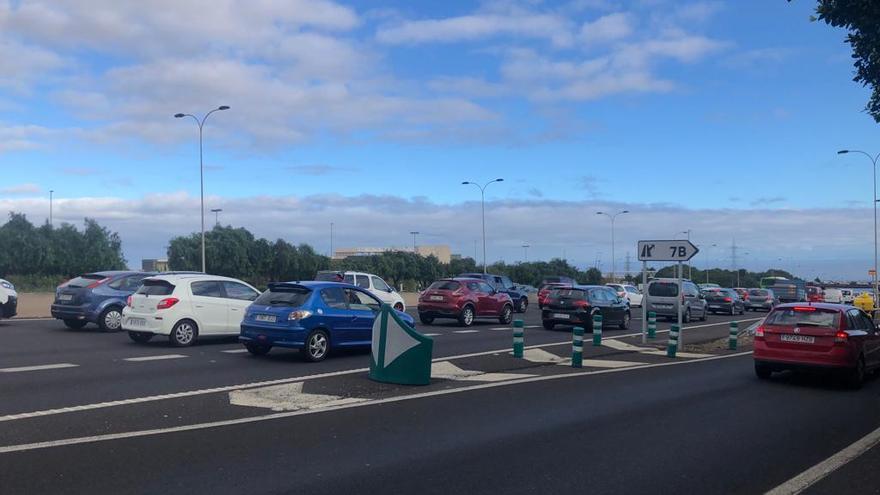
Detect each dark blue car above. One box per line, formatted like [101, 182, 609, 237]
[458, 273, 530, 313]
[239, 281, 415, 362]
[51, 271, 155, 331]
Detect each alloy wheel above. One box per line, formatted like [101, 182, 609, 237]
[309, 332, 328, 360]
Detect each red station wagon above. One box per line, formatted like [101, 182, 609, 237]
[418, 278, 514, 327]
[753, 303, 880, 387]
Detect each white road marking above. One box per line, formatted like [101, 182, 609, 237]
[521, 348, 566, 364]
[602, 339, 712, 359]
[460, 372, 538, 382]
[0, 363, 78, 373]
[490, 327, 510, 331]
[123, 354, 188, 362]
[765, 424, 880, 495]
[229, 382, 366, 412]
[431, 361, 483, 380]
[0, 351, 753, 454]
[453, 330, 479, 334]
[556, 359, 640, 369]
[524, 325, 541, 328]
[422, 333, 442, 337]
[221, 349, 249, 354]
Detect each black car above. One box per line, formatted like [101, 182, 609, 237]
[745, 288, 778, 312]
[705, 288, 745, 315]
[541, 285, 630, 331]
[458, 273, 529, 312]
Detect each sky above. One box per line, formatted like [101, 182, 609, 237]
[0, 0, 878, 281]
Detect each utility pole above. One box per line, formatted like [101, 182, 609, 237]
[410, 231, 419, 254]
[330, 222, 334, 258]
[522, 243, 530, 263]
[49, 189, 54, 227]
[732, 238, 739, 287]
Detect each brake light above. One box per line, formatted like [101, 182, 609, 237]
[834, 330, 848, 344]
[86, 278, 110, 289]
[755, 325, 765, 338]
[289, 310, 313, 321]
[793, 306, 816, 312]
[574, 300, 590, 310]
[156, 297, 179, 310]
[723, 297, 732, 302]
[126, 295, 132, 308]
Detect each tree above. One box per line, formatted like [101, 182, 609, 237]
[793, 1, 880, 121]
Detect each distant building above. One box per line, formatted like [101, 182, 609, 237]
[142, 259, 169, 272]
[333, 245, 452, 264]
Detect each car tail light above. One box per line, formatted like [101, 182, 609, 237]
[574, 300, 590, 310]
[755, 325, 765, 338]
[289, 310, 313, 321]
[156, 297, 179, 310]
[793, 306, 816, 312]
[834, 330, 848, 344]
[126, 295, 132, 308]
[723, 297, 732, 302]
[86, 278, 110, 289]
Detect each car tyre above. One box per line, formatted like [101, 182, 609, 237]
[499, 305, 513, 325]
[542, 320, 555, 330]
[518, 298, 528, 313]
[63, 319, 88, 330]
[98, 306, 124, 332]
[245, 343, 271, 356]
[739, 306, 745, 315]
[128, 331, 153, 343]
[419, 313, 434, 325]
[458, 305, 475, 327]
[846, 357, 866, 389]
[700, 307, 707, 321]
[755, 363, 772, 380]
[619, 311, 631, 330]
[169, 320, 198, 347]
[302, 329, 330, 362]
[683, 308, 691, 324]
[729, 305, 735, 316]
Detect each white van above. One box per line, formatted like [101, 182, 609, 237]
[315, 271, 406, 311]
[823, 288, 844, 304]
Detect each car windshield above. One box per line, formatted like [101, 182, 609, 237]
[315, 272, 343, 282]
[749, 289, 768, 296]
[136, 279, 175, 296]
[254, 287, 311, 306]
[552, 288, 587, 299]
[429, 281, 460, 291]
[65, 274, 106, 288]
[649, 282, 678, 297]
[765, 307, 840, 328]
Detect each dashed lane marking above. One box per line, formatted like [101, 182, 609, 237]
[423, 333, 442, 337]
[0, 363, 78, 373]
[453, 330, 479, 334]
[123, 354, 188, 362]
[221, 349, 249, 354]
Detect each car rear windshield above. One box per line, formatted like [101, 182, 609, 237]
[136, 279, 175, 296]
[428, 281, 460, 291]
[315, 272, 343, 282]
[552, 289, 587, 299]
[749, 289, 768, 296]
[765, 307, 840, 328]
[65, 274, 106, 288]
[649, 282, 678, 297]
[254, 287, 311, 306]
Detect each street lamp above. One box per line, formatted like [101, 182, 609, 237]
[838, 149, 880, 306]
[210, 208, 223, 226]
[49, 189, 54, 227]
[174, 105, 230, 273]
[596, 210, 629, 282]
[462, 178, 504, 273]
[410, 231, 420, 253]
[522, 243, 530, 263]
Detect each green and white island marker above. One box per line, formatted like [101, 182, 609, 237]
[370, 304, 434, 386]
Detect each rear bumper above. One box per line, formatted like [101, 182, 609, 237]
[745, 301, 773, 310]
[121, 310, 174, 335]
[754, 341, 856, 369]
[707, 302, 734, 312]
[239, 323, 307, 349]
[541, 309, 592, 326]
[50, 303, 97, 322]
[1, 296, 17, 318]
[417, 303, 462, 318]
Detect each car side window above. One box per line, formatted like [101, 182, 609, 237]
[371, 276, 390, 291]
[859, 312, 876, 331]
[108, 276, 132, 290]
[345, 289, 381, 312]
[191, 281, 224, 298]
[466, 282, 480, 292]
[478, 282, 495, 293]
[605, 289, 621, 302]
[501, 277, 513, 289]
[846, 310, 863, 330]
[223, 282, 258, 301]
[625, 286, 637, 294]
[589, 289, 607, 303]
[320, 287, 348, 309]
[343, 274, 354, 284]
[356, 276, 370, 289]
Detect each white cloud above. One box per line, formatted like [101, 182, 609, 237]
[580, 13, 633, 45]
[1, 183, 41, 195]
[0, 40, 66, 93]
[0, 124, 55, 153]
[376, 11, 574, 47]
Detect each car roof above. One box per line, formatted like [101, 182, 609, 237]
[272, 280, 360, 290]
[86, 270, 143, 277]
[145, 273, 248, 284]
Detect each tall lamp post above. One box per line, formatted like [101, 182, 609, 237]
[49, 189, 54, 227]
[174, 105, 230, 273]
[596, 210, 629, 282]
[522, 243, 530, 263]
[410, 231, 420, 253]
[211, 208, 223, 226]
[462, 178, 504, 273]
[839, 149, 880, 307]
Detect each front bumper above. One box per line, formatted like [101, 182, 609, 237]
[1, 296, 17, 318]
[50, 303, 96, 322]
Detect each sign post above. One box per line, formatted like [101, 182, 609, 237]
[641, 260, 648, 343]
[637, 240, 700, 348]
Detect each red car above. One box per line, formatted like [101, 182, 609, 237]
[806, 286, 824, 302]
[754, 303, 880, 387]
[418, 278, 514, 327]
[538, 282, 572, 309]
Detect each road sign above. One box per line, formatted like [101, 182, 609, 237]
[637, 240, 700, 262]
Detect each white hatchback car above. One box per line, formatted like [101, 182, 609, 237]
[122, 274, 260, 346]
[315, 270, 406, 311]
[607, 283, 643, 308]
[0, 278, 17, 319]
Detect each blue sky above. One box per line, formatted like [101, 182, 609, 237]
[0, 0, 878, 280]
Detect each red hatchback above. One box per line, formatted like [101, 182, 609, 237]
[754, 303, 880, 387]
[418, 278, 514, 327]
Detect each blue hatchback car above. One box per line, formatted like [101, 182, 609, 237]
[239, 281, 415, 362]
[51, 271, 155, 331]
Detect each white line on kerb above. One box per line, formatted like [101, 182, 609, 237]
[0, 363, 78, 373]
[0, 351, 753, 454]
[123, 354, 188, 362]
[765, 425, 880, 495]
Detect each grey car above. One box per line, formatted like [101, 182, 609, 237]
[645, 278, 708, 323]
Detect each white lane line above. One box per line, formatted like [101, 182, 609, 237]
[0, 363, 78, 373]
[453, 330, 479, 334]
[0, 318, 749, 423]
[123, 354, 188, 362]
[490, 327, 510, 331]
[221, 349, 249, 354]
[423, 333, 442, 337]
[765, 425, 880, 495]
[0, 351, 753, 454]
[525, 325, 541, 329]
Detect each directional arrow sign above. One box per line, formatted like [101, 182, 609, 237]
[637, 240, 700, 262]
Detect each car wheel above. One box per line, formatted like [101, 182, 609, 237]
[419, 313, 434, 325]
[63, 319, 87, 330]
[700, 307, 707, 321]
[619, 311, 631, 330]
[128, 331, 153, 343]
[302, 329, 330, 362]
[739, 306, 745, 315]
[518, 298, 528, 313]
[169, 320, 197, 347]
[98, 306, 124, 332]
[755, 363, 772, 380]
[458, 306, 475, 327]
[499, 305, 513, 324]
[846, 357, 866, 389]
[393, 302, 404, 312]
[245, 343, 271, 356]
[729, 305, 735, 316]
[542, 320, 555, 330]
[683, 309, 691, 323]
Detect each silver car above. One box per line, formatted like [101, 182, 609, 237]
[645, 278, 708, 323]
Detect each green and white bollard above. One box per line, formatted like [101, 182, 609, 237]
[513, 319, 524, 358]
[592, 313, 603, 346]
[647, 311, 657, 339]
[572, 326, 584, 368]
[667, 324, 680, 358]
[729, 321, 739, 350]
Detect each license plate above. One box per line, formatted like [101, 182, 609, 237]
[430, 295, 444, 301]
[656, 304, 671, 309]
[255, 314, 277, 323]
[127, 317, 146, 327]
[552, 313, 570, 319]
[781, 334, 815, 344]
[709, 305, 720, 309]
[58, 294, 73, 302]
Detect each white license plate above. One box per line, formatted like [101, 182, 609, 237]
[553, 313, 570, 319]
[127, 317, 146, 327]
[655, 304, 672, 309]
[59, 294, 73, 301]
[430, 295, 444, 301]
[255, 314, 277, 323]
[781, 334, 815, 344]
[709, 305, 720, 309]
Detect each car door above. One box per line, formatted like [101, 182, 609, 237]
[345, 288, 382, 345]
[854, 310, 880, 368]
[472, 282, 496, 316]
[189, 280, 229, 334]
[223, 281, 260, 332]
[319, 287, 357, 343]
[603, 288, 626, 323]
[369, 276, 395, 305]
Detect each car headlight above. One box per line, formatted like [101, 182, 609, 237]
[0, 281, 13, 290]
